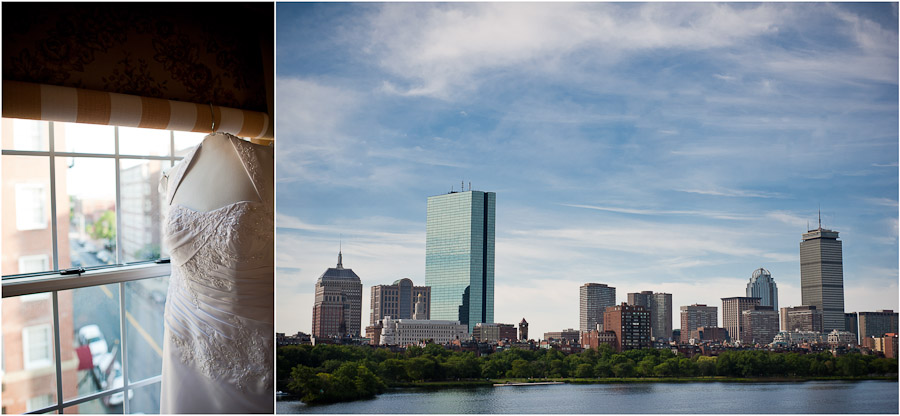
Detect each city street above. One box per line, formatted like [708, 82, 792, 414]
[72, 277, 167, 413]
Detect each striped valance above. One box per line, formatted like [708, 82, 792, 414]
[2, 80, 273, 142]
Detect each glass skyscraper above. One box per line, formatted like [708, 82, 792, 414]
[425, 190, 495, 333]
[746, 267, 778, 311]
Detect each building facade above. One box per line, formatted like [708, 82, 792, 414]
[519, 318, 529, 341]
[628, 291, 673, 341]
[543, 329, 580, 344]
[680, 304, 718, 343]
[845, 312, 859, 339]
[370, 278, 431, 325]
[772, 331, 823, 346]
[604, 303, 652, 352]
[746, 267, 778, 311]
[858, 310, 899, 339]
[425, 189, 495, 332]
[689, 327, 729, 344]
[311, 251, 363, 338]
[580, 283, 616, 332]
[473, 323, 517, 342]
[378, 317, 469, 346]
[780, 305, 824, 333]
[581, 330, 617, 350]
[827, 329, 858, 347]
[722, 296, 760, 344]
[741, 305, 780, 345]
[800, 223, 845, 332]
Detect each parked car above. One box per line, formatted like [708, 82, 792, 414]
[102, 360, 133, 407]
[77, 325, 108, 362]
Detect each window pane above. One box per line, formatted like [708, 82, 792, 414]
[119, 127, 170, 157]
[125, 276, 168, 383]
[60, 157, 117, 269]
[120, 159, 168, 263]
[55, 122, 115, 154]
[0, 293, 67, 414]
[63, 283, 122, 402]
[173, 131, 205, 157]
[127, 381, 160, 414]
[64, 395, 124, 414]
[2, 155, 55, 275]
[1, 119, 49, 151]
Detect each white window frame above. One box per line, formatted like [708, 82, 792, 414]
[15, 183, 47, 231]
[2, 119, 209, 414]
[22, 324, 52, 370]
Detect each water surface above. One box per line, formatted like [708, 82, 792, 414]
[277, 380, 899, 414]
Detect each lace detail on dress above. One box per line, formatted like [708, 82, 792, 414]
[229, 134, 271, 209]
[168, 316, 273, 391]
[167, 203, 272, 308]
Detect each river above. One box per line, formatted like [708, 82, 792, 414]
[277, 380, 898, 414]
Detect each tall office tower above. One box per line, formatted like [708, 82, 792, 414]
[858, 310, 899, 339]
[741, 305, 780, 345]
[845, 312, 859, 339]
[370, 278, 431, 325]
[800, 217, 845, 331]
[680, 304, 718, 343]
[721, 297, 760, 344]
[746, 267, 778, 311]
[780, 305, 824, 333]
[580, 283, 616, 332]
[604, 303, 652, 352]
[312, 251, 363, 338]
[519, 318, 529, 341]
[628, 291, 673, 341]
[425, 189, 495, 332]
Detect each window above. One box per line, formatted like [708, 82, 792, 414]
[14, 184, 47, 231]
[12, 118, 44, 151]
[3, 119, 209, 414]
[18, 254, 49, 274]
[22, 324, 52, 370]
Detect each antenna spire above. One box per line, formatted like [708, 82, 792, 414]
[337, 238, 343, 269]
[818, 206, 822, 229]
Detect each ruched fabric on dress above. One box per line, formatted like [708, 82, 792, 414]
[160, 133, 273, 414]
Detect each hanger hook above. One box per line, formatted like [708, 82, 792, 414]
[209, 102, 216, 133]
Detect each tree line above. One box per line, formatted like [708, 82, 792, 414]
[278, 343, 898, 404]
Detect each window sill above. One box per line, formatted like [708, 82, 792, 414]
[2, 262, 171, 298]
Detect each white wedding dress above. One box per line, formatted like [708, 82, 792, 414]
[159, 133, 274, 413]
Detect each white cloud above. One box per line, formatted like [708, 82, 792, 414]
[561, 203, 757, 221]
[677, 187, 784, 199]
[367, 3, 785, 98]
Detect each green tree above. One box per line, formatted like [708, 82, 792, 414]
[405, 356, 436, 381]
[508, 359, 534, 378]
[575, 363, 594, 378]
[696, 356, 716, 377]
[88, 210, 117, 247]
[613, 361, 635, 377]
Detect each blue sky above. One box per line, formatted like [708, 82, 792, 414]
[275, 3, 898, 337]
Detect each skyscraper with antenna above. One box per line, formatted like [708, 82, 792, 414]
[425, 187, 495, 333]
[800, 210, 845, 332]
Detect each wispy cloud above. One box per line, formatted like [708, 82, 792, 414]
[561, 203, 757, 221]
[677, 188, 784, 199]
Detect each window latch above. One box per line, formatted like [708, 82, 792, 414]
[60, 267, 85, 276]
[155, 258, 171, 264]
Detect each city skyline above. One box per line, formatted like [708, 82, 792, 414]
[275, 3, 898, 338]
